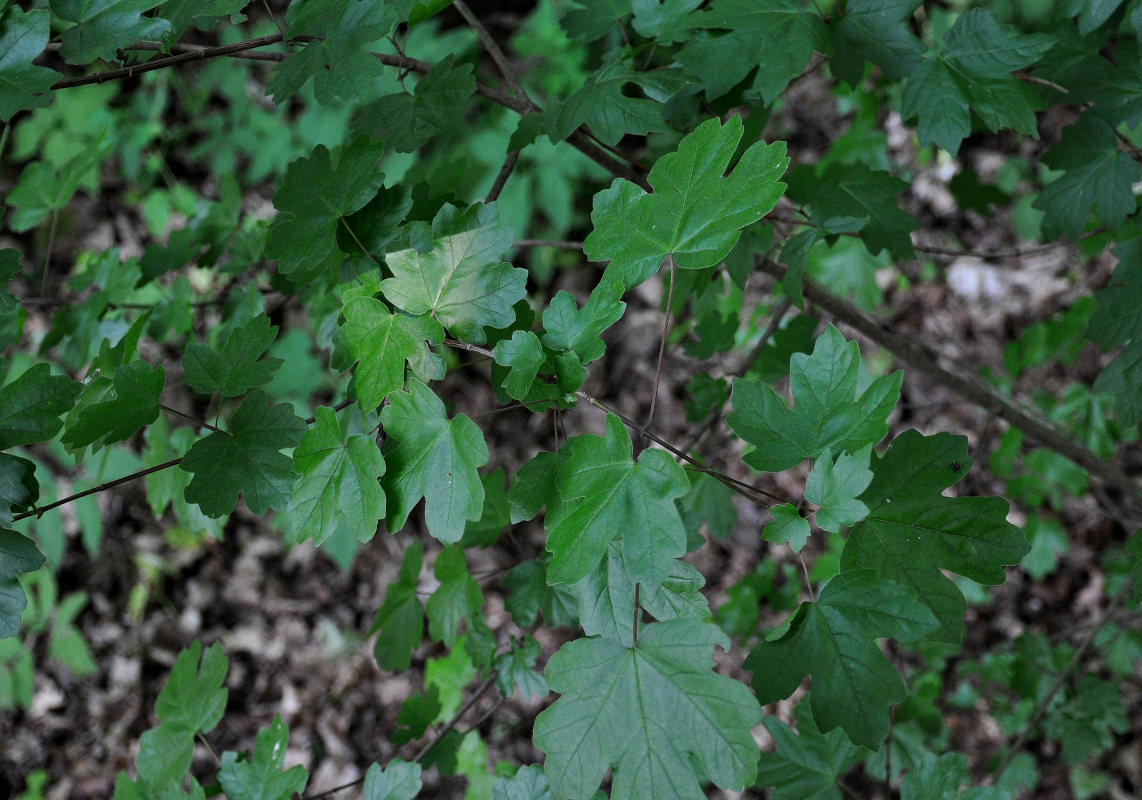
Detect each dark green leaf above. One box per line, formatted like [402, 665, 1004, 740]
[371, 542, 424, 671]
[0, 363, 81, 449]
[362, 759, 422, 800]
[354, 56, 475, 152]
[62, 360, 164, 451]
[426, 546, 481, 647]
[50, 0, 172, 65]
[561, 0, 629, 40]
[831, 0, 924, 87]
[755, 706, 867, 800]
[493, 635, 548, 699]
[548, 53, 667, 146]
[0, 454, 36, 526]
[765, 503, 811, 552]
[1089, 236, 1142, 425]
[179, 391, 305, 517]
[502, 559, 578, 628]
[841, 430, 1029, 641]
[0, 7, 57, 121]
[218, 715, 308, 800]
[181, 315, 282, 397]
[746, 570, 938, 748]
[0, 529, 45, 638]
[493, 765, 553, 800]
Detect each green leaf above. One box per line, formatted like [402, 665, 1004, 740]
[493, 765, 552, 800]
[900, 752, 1009, 800]
[461, 468, 511, 548]
[534, 618, 761, 800]
[831, 0, 924, 87]
[267, 0, 405, 103]
[1034, 115, 1140, 241]
[281, 406, 385, 546]
[1044, 674, 1129, 765]
[541, 280, 626, 366]
[561, 0, 629, 40]
[0, 7, 57, 122]
[181, 315, 282, 398]
[426, 545, 482, 647]
[381, 203, 526, 344]
[786, 163, 919, 258]
[678, 0, 827, 102]
[547, 414, 689, 587]
[218, 715, 308, 800]
[179, 391, 305, 518]
[370, 542, 424, 671]
[728, 325, 902, 472]
[493, 330, 546, 400]
[0, 454, 37, 526]
[631, 0, 702, 44]
[391, 686, 441, 745]
[379, 378, 488, 543]
[584, 116, 788, 289]
[62, 360, 164, 451]
[0, 363, 81, 449]
[841, 430, 1029, 642]
[755, 706, 867, 800]
[901, 10, 1052, 155]
[573, 540, 708, 646]
[354, 55, 475, 152]
[804, 446, 873, 533]
[265, 137, 386, 276]
[332, 296, 444, 411]
[547, 53, 667, 146]
[502, 559, 578, 628]
[362, 759, 422, 800]
[493, 635, 548, 699]
[1089, 236, 1142, 425]
[676, 470, 736, 542]
[5, 140, 110, 232]
[746, 570, 938, 749]
[50, 0, 173, 65]
[765, 503, 811, 553]
[0, 530, 45, 638]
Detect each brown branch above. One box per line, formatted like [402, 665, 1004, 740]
[755, 259, 1142, 511]
[453, 0, 529, 104]
[49, 34, 287, 90]
[486, 150, 521, 204]
[45, 40, 287, 62]
[13, 457, 183, 523]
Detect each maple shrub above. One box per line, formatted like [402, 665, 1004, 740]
[2, 0, 1142, 798]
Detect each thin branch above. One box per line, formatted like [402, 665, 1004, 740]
[159, 403, 220, 433]
[12, 457, 183, 523]
[45, 40, 287, 62]
[512, 239, 584, 249]
[49, 34, 287, 90]
[453, 0, 529, 104]
[755, 259, 1142, 514]
[486, 149, 521, 204]
[412, 670, 500, 762]
[40, 208, 60, 296]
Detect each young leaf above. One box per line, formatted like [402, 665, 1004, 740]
[181, 315, 283, 398]
[547, 53, 667, 146]
[493, 330, 546, 400]
[179, 391, 305, 518]
[493, 635, 548, 699]
[280, 406, 385, 546]
[502, 559, 578, 629]
[547, 414, 689, 587]
[805, 446, 874, 533]
[534, 618, 762, 800]
[765, 503, 811, 552]
[426, 546, 482, 647]
[379, 378, 488, 543]
[217, 715, 308, 800]
[841, 430, 1029, 642]
[50, 0, 173, 65]
[584, 116, 788, 289]
[540, 280, 626, 367]
[265, 137, 386, 276]
[728, 325, 902, 472]
[0, 530, 45, 638]
[381, 203, 526, 344]
[678, 0, 828, 102]
[0, 7, 57, 121]
[492, 765, 552, 800]
[354, 56, 475, 152]
[62, 360, 164, 451]
[362, 759, 422, 800]
[746, 570, 939, 749]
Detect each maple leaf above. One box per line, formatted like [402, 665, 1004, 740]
[62, 360, 164, 451]
[746, 570, 938, 749]
[584, 116, 788, 289]
[280, 406, 385, 546]
[354, 56, 475, 152]
[370, 542, 425, 672]
[379, 378, 488, 543]
[841, 430, 1030, 642]
[0, 7, 57, 121]
[755, 705, 868, 800]
[547, 53, 667, 146]
[426, 546, 482, 647]
[265, 137, 386, 276]
[1089, 235, 1142, 425]
[180, 314, 283, 398]
[0, 529, 45, 638]
[831, 0, 925, 87]
[332, 295, 444, 411]
[1033, 115, 1140, 240]
[381, 203, 526, 344]
[179, 391, 305, 518]
[363, 760, 422, 800]
[728, 325, 902, 472]
[546, 414, 689, 588]
[678, 0, 828, 102]
[50, 0, 172, 65]
[218, 716, 308, 800]
[534, 618, 761, 800]
[0, 363, 81, 449]
[0, 454, 37, 526]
